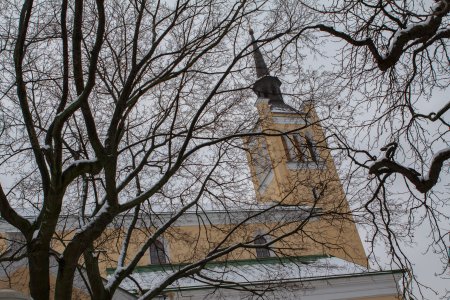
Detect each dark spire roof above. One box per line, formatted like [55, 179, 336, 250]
[249, 28, 270, 78]
[249, 29, 285, 105]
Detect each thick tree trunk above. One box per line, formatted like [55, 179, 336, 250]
[84, 246, 108, 300]
[28, 244, 50, 300]
[55, 249, 115, 300]
[55, 210, 116, 300]
[54, 258, 77, 300]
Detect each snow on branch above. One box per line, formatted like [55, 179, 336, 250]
[61, 159, 102, 188]
[316, 0, 450, 71]
[369, 147, 450, 193]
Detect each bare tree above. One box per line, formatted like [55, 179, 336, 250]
[3, 0, 445, 299]
[311, 0, 449, 190]
[0, 1, 338, 300]
[271, 0, 449, 298]
[0, 0, 256, 298]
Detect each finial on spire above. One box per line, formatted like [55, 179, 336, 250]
[249, 28, 270, 78]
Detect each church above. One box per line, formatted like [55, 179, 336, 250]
[0, 31, 402, 300]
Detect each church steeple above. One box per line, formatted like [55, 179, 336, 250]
[249, 29, 284, 105]
[245, 29, 368, 269]
[249, 28, 270, 78]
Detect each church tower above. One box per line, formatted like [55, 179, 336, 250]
[246, 29, 368, 267]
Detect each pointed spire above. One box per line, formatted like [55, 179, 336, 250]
[249, 28, 270, 78]
[249, 28, 285, 105]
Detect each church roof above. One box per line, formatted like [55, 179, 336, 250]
[249, 30, 285, 106]
[112, 255, 403, 295]
[249, 28, 270, 79]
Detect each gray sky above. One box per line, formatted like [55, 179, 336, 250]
[300, 33, 450, 299]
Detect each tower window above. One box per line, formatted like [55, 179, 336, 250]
[150, 240, 167, 264]
[305, 135, 318, 162]
[312, 187, 319, 200]
[282, 133, 319, 163]
[254, 235, 271, 258]
[249, 137, 273, 189]
[312, 184, 327, 201]
[282, 134, 305, 162]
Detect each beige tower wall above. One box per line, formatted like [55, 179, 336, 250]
[246, 99, 367, 267]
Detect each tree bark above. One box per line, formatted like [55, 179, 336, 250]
[55, 207, 116, 300]
[28, 243, 50, 300]
[55, 259, 77, 300]
[83, 245, 108, 300]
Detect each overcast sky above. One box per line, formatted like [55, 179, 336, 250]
[299, 33, 450, 299]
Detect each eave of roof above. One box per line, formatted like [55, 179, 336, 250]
[111, 255, 405, 295]
[161, 269, 405, 293]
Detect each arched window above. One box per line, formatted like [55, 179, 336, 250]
[282, 133, 320, 163]
[312, 184, 326, 201]
[282, 134, 305, 162]
[150, 240, 167, 264]
[254, 235, 271, 258]
[305, 135, 318, 162]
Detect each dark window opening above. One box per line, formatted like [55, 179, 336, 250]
[312, 187, 319, 200]
[283, 133, 320, 163]
[254, 235, 271, 258]
[150, 240, 167, 264]
[282, 134, 305, 162]
[305, 136, 318, 162]
[312, 184, 326, 201]
[250, 137, 273, 188]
